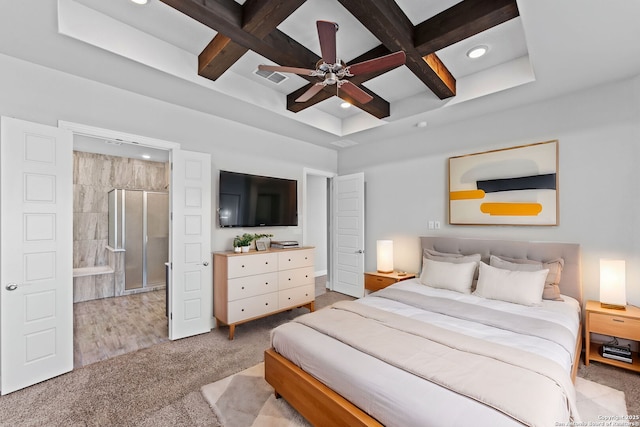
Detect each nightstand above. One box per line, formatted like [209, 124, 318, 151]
[364, 271, 416, 292]
[585, 300, 640, 373]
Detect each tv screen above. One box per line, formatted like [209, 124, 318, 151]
[218, 170, 298, 227]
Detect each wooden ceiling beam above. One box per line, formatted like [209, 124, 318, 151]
[414, 0, 520, 55]
[336, 0, 456, 99]
[198, 0, 307, 80]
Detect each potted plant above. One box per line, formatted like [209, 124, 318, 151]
[233, 233, 273, 253]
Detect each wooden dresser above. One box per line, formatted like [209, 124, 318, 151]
[213, 247, 315, 339]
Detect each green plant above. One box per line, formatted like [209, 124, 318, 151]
[233, 233, 273, 247]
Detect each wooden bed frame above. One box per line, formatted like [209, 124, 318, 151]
[265, 236, 583, 426]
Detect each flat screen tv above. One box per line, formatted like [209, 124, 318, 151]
[218, 170, 298, 227]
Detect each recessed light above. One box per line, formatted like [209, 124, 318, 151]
[130, 0, 148, 5]
[467, 45, 488, 59]
[141, 154, 151, 160]
[416, 121, 427, 128]
[340, 102, 351, 109]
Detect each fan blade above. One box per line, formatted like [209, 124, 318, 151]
[317, 21, 337, 64]
[258, 64, 315, 76]
[339, 81, 374, 104]
[295, 84, 325, 102]
[347, 51, 406, 76]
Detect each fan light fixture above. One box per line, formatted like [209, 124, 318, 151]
[340, 102, 351, 109]
[467, 45, 488, 59]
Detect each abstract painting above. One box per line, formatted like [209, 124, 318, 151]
[449, 140, 558, 225]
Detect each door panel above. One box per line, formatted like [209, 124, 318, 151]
[1, 116, 73, 395]
[331, 173, 365, 297]
[169, 149, 212, 340]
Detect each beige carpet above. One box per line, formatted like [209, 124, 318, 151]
[203, 363, 627, 426]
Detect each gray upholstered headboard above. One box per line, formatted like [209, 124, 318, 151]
[420, 236, 583, 304]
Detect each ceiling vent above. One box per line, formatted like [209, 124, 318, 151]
[254, 68, 288, 84]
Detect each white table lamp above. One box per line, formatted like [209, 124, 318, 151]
[600, 259, 626, 310]
[377, 240, 394, 274]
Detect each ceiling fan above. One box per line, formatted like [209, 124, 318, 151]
[258, 21, 406, 104]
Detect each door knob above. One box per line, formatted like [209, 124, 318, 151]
[355, 249, 364, 254]
[6, 283, 18, 291]
[203, 261, 209, 266]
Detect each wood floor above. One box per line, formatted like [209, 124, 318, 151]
[73, 290, 168, 369]
[73, 276, 328, 369]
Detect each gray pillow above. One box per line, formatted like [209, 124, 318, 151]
[489, 255, 564, 301]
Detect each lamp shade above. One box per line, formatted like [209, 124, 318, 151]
[600, 259, 626, 309]
[377, 240, 394, 273]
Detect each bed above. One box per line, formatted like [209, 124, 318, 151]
[265, 236, 583, 427]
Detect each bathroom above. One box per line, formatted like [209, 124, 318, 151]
[72, 136, 170, 303]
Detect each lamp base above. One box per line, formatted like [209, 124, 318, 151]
[377, 269, 394, 274]
[601, 302, 626, 310]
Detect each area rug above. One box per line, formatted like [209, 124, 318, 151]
[202, 364, 627, 426]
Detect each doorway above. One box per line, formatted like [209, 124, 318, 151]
[72, 135, 171, 367]
[303, 168, 334, 293]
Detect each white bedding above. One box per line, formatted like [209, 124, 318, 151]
[271, 279, 581, 427]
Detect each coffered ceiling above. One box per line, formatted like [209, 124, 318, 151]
[2, 1, 640, 150]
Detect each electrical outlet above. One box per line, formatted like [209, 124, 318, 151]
[434, 221, 441, 229]
[428, 221, 434, 229]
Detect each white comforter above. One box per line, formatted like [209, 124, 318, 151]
[271, 279, 581, 427]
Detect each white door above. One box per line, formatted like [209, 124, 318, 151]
[169, 149, 212, 340]
[0, 116, 73, 394]
[331, 173, 365, 297]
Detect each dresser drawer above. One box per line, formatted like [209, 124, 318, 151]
[227, 292, 278, 323]
[278, 266, 314, 290]
[279, 284, 314, 309]
[278, 249, 314, 270]
[227, 272, 278, 301]
[590, 312, 640, 340]
[227, 252, 278, 278]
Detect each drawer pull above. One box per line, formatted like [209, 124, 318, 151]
[241, 308, 245, 312]
[265, 302, 269, 306]
[241, 286, 245, 290]
[241, 265, 245, 268]
[288, 258, 291, 262]
[305, 275, 308, 278]
[612, 318, 624, 323]
[265, 261, 268, 264]
[288, 297, 291, 300]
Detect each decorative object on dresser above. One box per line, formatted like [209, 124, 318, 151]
[213, 247, 315, 339]
[585, 300, 640, 372]
[232, 233, 273, 253]
[449, 140, 558, 226]
[364, 270, 415, 292]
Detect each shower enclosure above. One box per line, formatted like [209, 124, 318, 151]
[108, 189, 169, 291]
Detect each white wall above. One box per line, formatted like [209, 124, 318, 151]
[0, 54, 338, 252]
[340, 75, 640, 306]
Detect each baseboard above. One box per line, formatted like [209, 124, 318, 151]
[315, 270, 327, 277]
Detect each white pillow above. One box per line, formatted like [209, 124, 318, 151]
[474, 262, 548, 306]
[420, 258, 477, 294]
